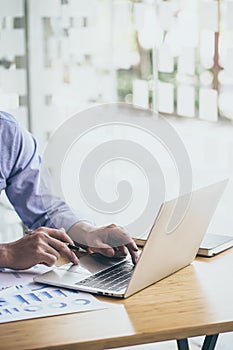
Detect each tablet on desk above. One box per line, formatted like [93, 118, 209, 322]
[197, 233, 233, 257]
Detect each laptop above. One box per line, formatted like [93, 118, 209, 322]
[34, 180, 227, 298]
[198, 233, 233, 257]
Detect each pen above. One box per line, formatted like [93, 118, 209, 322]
[66, 243, 81, 251]
[67, 242, 92, 254]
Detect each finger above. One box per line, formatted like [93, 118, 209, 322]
[47, 236, 79, 264]
[70, 251, 79, 264]
[38, 227, 74, 245]
[38, 252, 59, 267]
[126, 239, 139, 252]
[113, 245, 128, 259]
[44, 244, 61, 260]
[126, 242, 139, 265]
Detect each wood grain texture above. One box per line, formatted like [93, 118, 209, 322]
[1, 249, 233, 350]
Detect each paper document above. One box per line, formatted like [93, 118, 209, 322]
[0, 265, 53, 291]
[0, 283, 106, 323]
[0, 265, 107, 323]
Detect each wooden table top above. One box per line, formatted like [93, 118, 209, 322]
[1, 248, 233, 350]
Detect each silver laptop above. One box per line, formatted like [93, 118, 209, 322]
[34, 180, 227, 298]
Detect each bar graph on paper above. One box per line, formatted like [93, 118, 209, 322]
[0, 266, 105, 323]
[0, 284, 105, 323]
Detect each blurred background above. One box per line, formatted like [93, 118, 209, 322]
[2, 0, 233, 139]
[1, 1, 233, 348]
[1, 0, 233, 244]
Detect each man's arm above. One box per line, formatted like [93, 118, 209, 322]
[0, 113, 139, 268]
[0, 113, 82, 269]
[3, 117, 82, 232]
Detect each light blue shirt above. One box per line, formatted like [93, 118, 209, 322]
[0, 111, 81, 231]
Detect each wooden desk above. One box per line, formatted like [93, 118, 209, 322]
[1, 249, 233, 350]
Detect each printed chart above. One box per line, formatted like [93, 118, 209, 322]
[0, 265, 107, 323]
[0, 283, 106, 323]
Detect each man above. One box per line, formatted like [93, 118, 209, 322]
[0, 111, 138, 269]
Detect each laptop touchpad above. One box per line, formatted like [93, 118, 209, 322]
[69, 253, 128, 274]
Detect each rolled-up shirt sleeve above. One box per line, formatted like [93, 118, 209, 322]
[1, 112, 83, 231]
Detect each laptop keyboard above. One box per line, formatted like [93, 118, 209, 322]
[76, 260, 134, 292]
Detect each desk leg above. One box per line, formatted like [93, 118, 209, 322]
[177, 339, 189, 350]
[202, 334, 219, 350]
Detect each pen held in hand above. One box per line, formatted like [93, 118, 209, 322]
[66, 243, 81, 251]
[66, 242, 92, 254]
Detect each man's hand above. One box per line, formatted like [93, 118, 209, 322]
[69, 223, 139, 265]
[0, 227, 79, 270]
